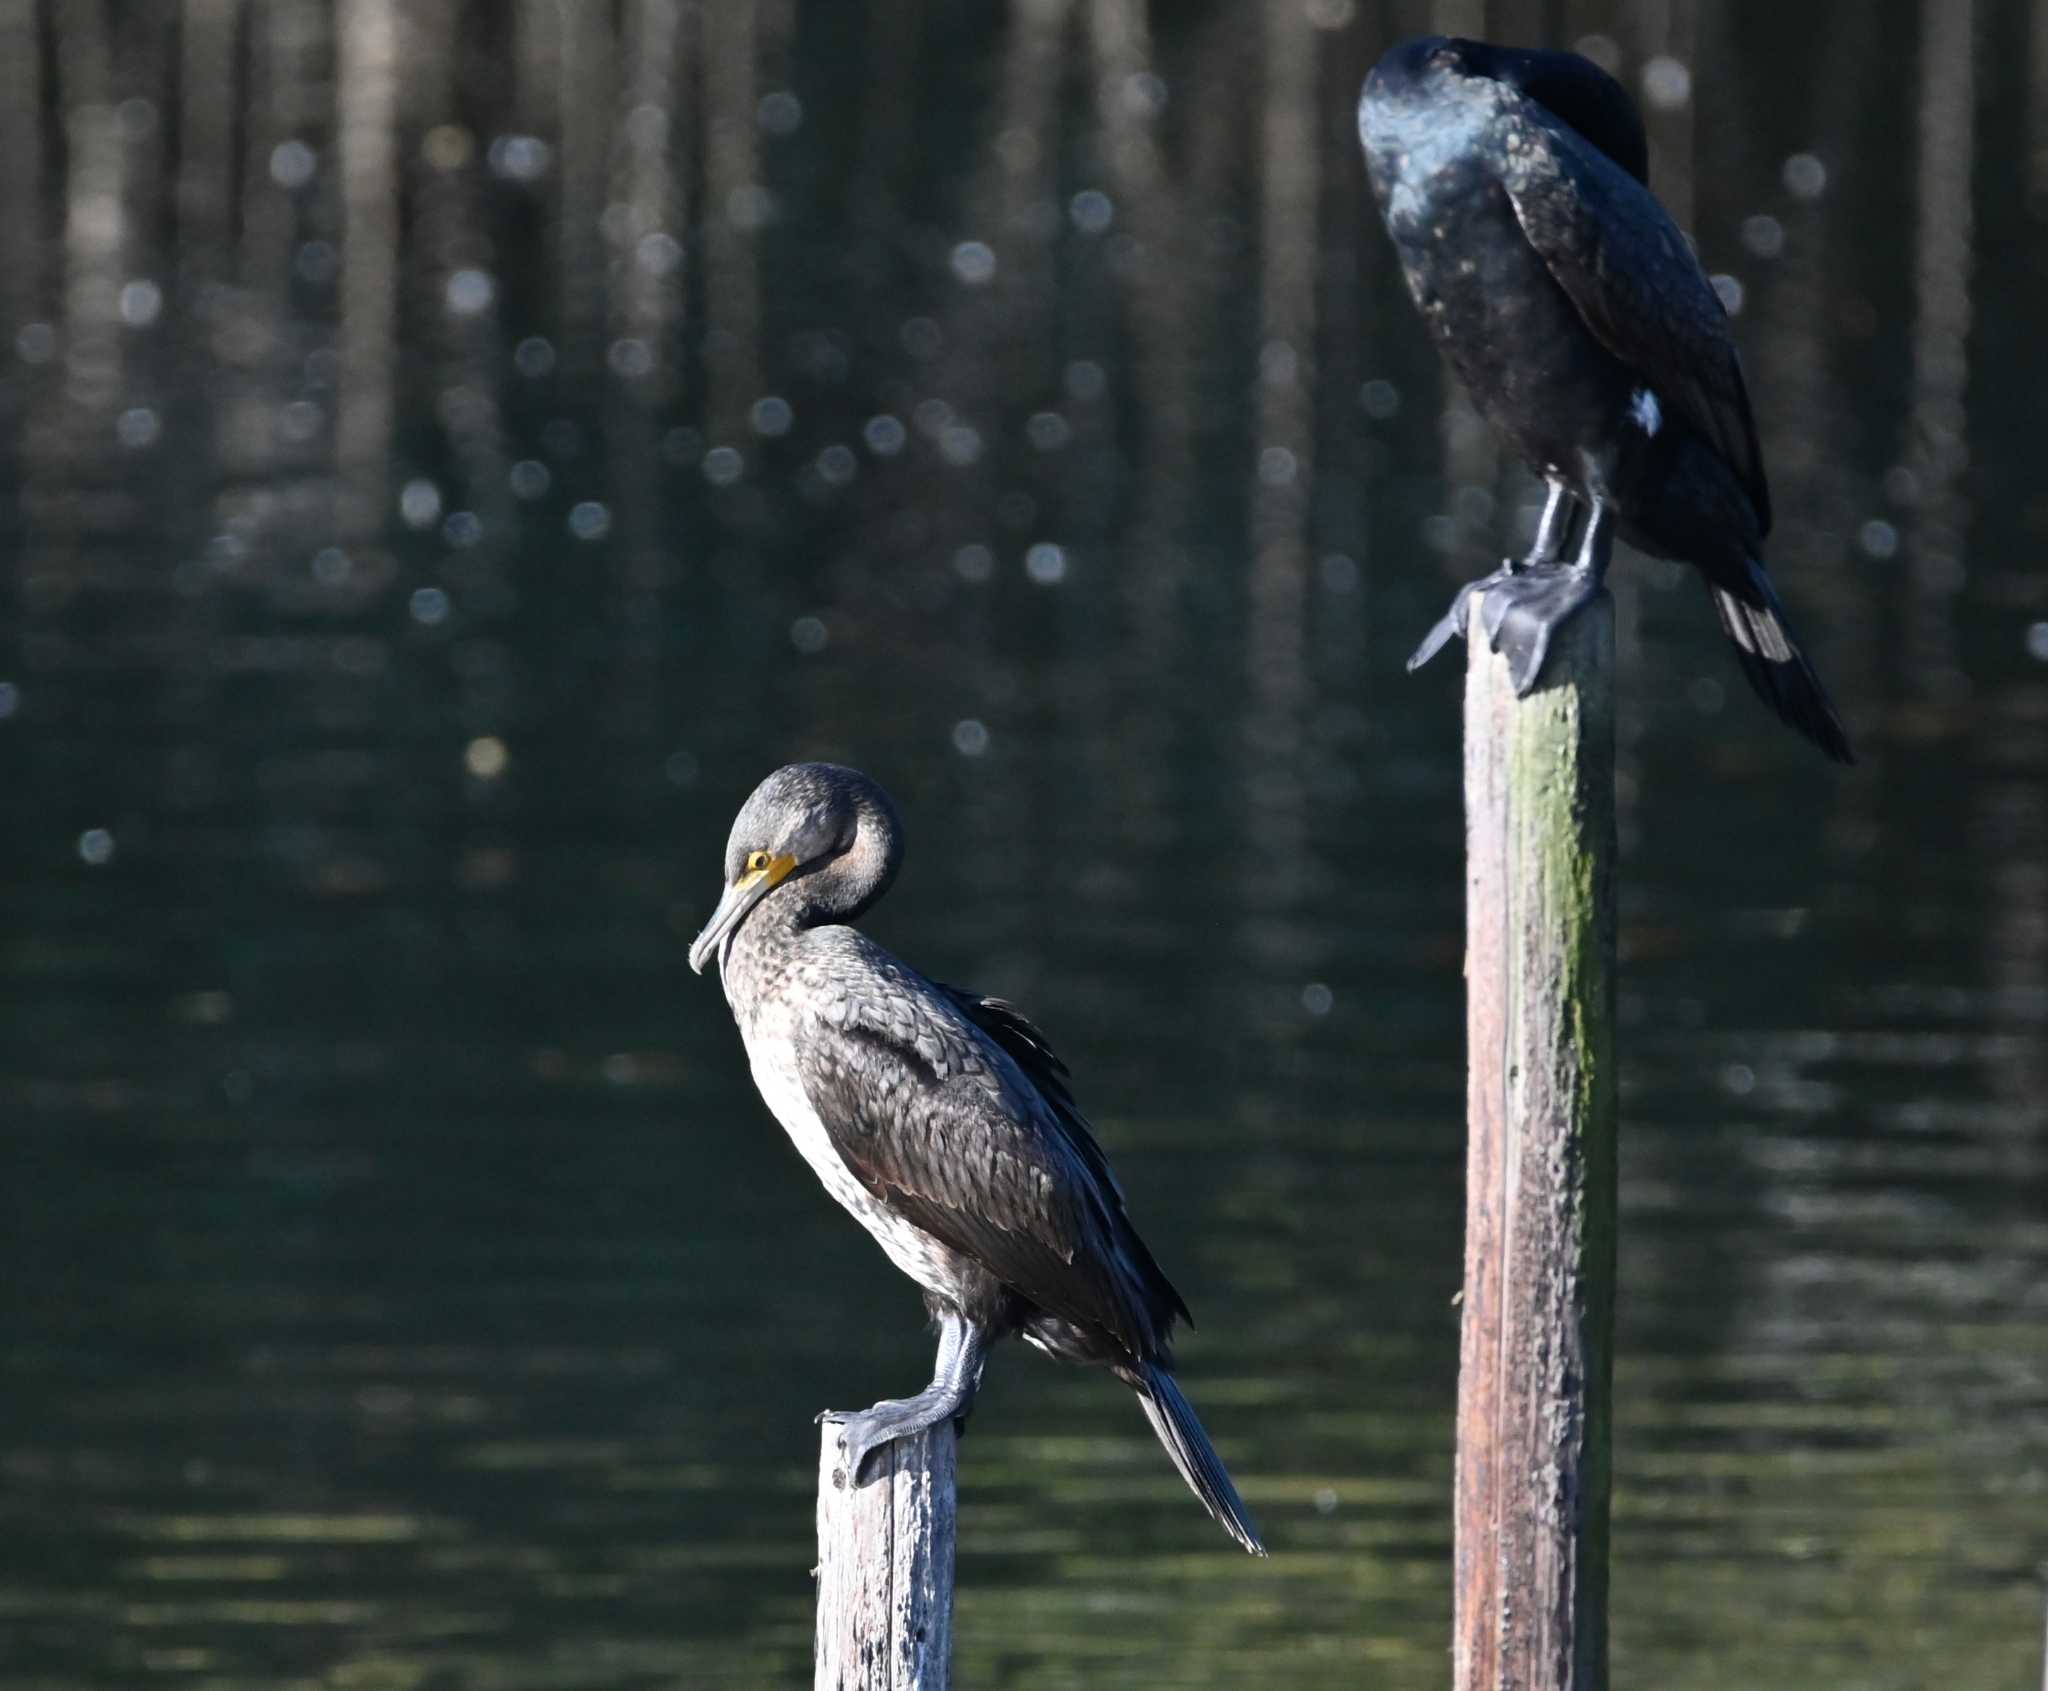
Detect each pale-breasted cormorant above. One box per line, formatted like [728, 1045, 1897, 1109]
[689, 763, 1264, 1554]
[1358, 36, 1853, 762]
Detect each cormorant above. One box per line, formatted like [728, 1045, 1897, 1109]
[688, 763, 1264, 1555]
[1358, 36, 1853, 762]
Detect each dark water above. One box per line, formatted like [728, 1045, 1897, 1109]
[4, 1, 2046, 1685]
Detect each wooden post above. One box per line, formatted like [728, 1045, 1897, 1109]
[815, 1423, 957, 1691]
[1456, 591, 1619, 1691]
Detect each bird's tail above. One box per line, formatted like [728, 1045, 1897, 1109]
[1119, 1362, 1266, 1555]
[1708, 559, 1853, 763]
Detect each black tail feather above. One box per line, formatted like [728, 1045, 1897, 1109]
[1709, 561, 1853, 763]
[1122, 1363, 1266, 1555]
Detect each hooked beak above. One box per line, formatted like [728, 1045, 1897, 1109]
[688, 853, 799, 975]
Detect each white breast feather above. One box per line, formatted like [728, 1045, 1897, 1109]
[744, 1037, 963, 1294]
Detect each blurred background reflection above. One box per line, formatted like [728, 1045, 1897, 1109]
[3, 0, 2045, 1685]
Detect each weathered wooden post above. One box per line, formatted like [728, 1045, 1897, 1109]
[815, 1423, 957, 1690]
[1455, 590, 1619, 1691]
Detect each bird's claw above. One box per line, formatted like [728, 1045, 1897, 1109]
[1406, 559, 1522, 673]
[816, 1407, 900, 1489]
[1409, 558, 1599, 694]
[1477, 561, 1600, 695]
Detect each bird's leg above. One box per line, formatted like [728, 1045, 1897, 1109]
[1476, 496, 1614, 695]
[1524, 478, 1577, 566]
[1406, 480, 1578, 673]
[817, 1309, 990, 1489]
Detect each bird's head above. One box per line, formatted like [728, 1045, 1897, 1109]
[1361, 36, 1649, 187]
[688, 762, 904, 975]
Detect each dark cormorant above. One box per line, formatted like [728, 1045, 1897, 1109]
[1358, 36, 1853, 762]
[688, 763, 1264, 1554]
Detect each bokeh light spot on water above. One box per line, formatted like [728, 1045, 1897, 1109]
[0, 681, 19, 720]
[269, 139, 316, 189]
[114, 95, 156, 140]
[862, 414, 906, 456]
[938, 424, 983, 466]
[442, 511, 482, 547]
[815, 444, 856, 485]
[409, 587, 450, 626]
[16, 322, 54, 363]
[1357, 377, 1401, 421]
[116, 407, 160, 449]
[1258, 446, 1298, 487]
[1720, 1062, 1757, 1097]
[280, 399, 323, 442]
[758, 90, 803, 134]
[509, 459, 549, 500]
[750, 396, 794, 437]
[446, 269, 496, 316]
[2025, 622, 2048, 662]
[1063, 359, 1106, 403]
[1741, 215, 1785, 259]
[399, 480, 442, 529]
[513, 336, 555, 378]
[1069, 190, 1113, 236]
[1121, 70, 1167, 118]
[465, 737, 509, 780]
[1572, 33, 1622, 72]
[789, 616, 828, 655]
[487, 133, 550, 181]
[949, 240, 997, 285]
[951, 719, 990, 757]
[422, 124, 474, 170]
[1024, 411, 1070, 452]
[636, 231, 681, 275]
[567, 501, 611, 540]
[624, 104, 667, 151]
[1301, 983, 1335, 1017]
[118, 279, 162, 327]
[1319, 553, 1359, 594]
[1859, 519, 1899, 559]
[1642, 55, 1692, 111]
[1024, 542, 1067, 585]
[608, 338, 654, 378]
[1711, 273, 1745, 315]
[953, 544, 994, 583]
[1784, 152, 1828, 199]
[701, 447, 744, 487]
[77, 828, 115, 866]
[311, 547, 351, 587]
[726, 184, 777, 230]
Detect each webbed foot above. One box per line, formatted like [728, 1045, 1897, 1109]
[818, 1389, 971, 1489]
[1474, 561, 1603, 695]
[1406, 560, 1522, 673]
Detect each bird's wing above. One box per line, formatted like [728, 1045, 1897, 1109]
[933, 983, 1128, 1202]
[1502, 108, 1772, 534]
[793, 958, 1185, 1356]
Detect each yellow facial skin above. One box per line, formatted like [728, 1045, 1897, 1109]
[733, 849, 799, 894]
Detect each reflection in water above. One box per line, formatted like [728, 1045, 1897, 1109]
[2, 2, 2045, 1687]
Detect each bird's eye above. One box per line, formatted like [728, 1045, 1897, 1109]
[744, 850, 771, 875]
